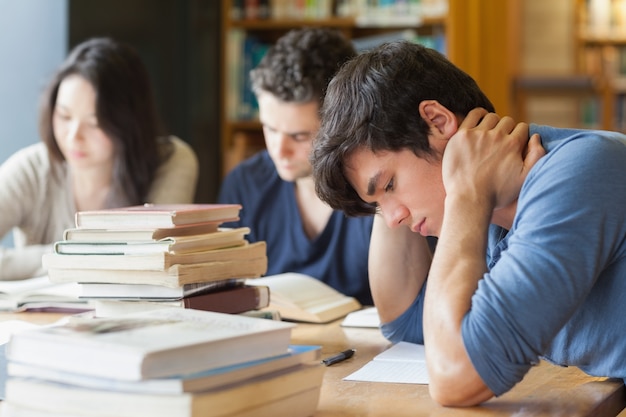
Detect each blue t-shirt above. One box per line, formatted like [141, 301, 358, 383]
[217, 151, 374, 305]
[381, 125, 626, 395]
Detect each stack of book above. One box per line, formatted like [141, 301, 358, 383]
[2, 308, 325, 417]
[42, 204, 271, 317]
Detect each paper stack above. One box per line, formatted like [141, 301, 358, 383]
[42, 204, 270, 317]
[2, 308, 325, 417]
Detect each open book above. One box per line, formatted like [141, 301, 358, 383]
[0, 276, 89, 313]
[246, 272, 361, 323]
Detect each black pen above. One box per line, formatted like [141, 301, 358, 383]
[322, 348, 356, 366]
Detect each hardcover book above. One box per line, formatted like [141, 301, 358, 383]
[74, 204, 242, 229]
[91, 285, 271, 317]
[6, 308, 295, 381]
[53, 228, 250, 255]
[42, 242, 266, 271]
[7, 344, 321, 394]
[62, 222, 225, 242]
[4, 363, 324, 417]
[47, 256, 268, 287]
[2, 388, 322, 417]
[78, 279, 244, 299]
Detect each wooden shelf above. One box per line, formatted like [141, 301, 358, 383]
[573, 0, 626, 132]
[219, 0, 519, 177]
[229, 17, 356, 29]
[228, 15, 446, 30]
[579, 36, 626, 46]
[512, 74, 601, 124]
[228, 120, 262, 131]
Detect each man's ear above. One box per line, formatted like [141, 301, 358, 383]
[419, 100, 458, 139]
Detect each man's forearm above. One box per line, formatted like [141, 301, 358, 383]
[423, 194, 493, 406]
[369, 215, 432, 323]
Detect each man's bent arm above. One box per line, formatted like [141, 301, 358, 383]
[369, 214, 432, 324]
[425, 193, 494, 405]
[424, 111, 544, 406]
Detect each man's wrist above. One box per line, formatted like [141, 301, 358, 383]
[444, 192, 494, 225]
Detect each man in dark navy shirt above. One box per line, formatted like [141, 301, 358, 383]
[218, 28, 373, 305]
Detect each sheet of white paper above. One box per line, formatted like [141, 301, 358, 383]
[375, 341, 425, 361]
[340, 306, 380, 328]
[344, 341, 429, 384]
[344, 360, 429, 384]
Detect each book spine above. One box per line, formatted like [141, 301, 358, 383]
[182, 285, 269, 314]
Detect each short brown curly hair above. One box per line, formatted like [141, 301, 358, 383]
[250, 28, 356, 106]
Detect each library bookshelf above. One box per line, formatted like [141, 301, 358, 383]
[219, 0, 520, 176]
[574, 0, 626, 132]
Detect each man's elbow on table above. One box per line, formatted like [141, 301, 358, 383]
[428, 367, 495, 407]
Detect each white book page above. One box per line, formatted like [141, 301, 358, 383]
[0, 276, 83, 311]
[344, 341, 429, 384]
[341, 306, 380, 328]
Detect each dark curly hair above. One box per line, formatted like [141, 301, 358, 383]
[312, 41, 495, 217]
[39, 37, 168, 205]
[250, 27, 356, 106]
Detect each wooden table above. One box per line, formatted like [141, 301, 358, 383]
[291, 320, 626, 417]
[1, 312, 625, 417]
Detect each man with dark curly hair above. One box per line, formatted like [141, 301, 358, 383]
[218, 28, 373, 305]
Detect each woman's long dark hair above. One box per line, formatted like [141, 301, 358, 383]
[39, 37, 168, 205]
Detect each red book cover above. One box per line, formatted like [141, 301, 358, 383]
[181, 285, 269, 314]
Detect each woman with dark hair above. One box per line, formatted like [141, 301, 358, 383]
[0, 37, 198, 280]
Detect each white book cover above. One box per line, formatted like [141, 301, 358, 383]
[4, 363, 324, 417]
[6, 308, 294, 381]
[53, 227, 250, 255]
[7, 345, 321, 395]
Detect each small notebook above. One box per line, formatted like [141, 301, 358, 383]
[344, 341, 429, 384]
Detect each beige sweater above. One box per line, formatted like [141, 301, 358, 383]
[0, 136, 198, 280]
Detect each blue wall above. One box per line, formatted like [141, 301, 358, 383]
[0, 0, 67, 245]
